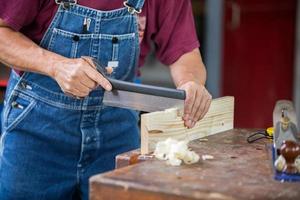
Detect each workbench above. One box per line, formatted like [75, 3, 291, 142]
[90, 129, 300, 200]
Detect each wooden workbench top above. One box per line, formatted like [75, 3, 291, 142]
[90, 129, 300, 200]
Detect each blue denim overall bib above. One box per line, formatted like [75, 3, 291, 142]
[0, 0, 144, 199]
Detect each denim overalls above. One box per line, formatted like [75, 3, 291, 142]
[0, 0, 144, 199]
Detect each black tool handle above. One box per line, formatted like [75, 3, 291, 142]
[107, 78, 186, 100]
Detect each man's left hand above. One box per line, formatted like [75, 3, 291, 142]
[178, 81, 212, 129]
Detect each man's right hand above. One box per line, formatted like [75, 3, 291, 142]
[52, 57, 112, 98]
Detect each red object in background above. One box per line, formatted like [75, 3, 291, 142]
[0, 63, 10, 87]
[0, 80, 8, 87]
[222, 0, 297, 128]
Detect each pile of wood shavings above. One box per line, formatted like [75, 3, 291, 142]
[154, 138, 200, 166]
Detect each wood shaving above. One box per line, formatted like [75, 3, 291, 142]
[295, 156, 300, 173]
[154, 138, 200, 166]
[202, 155, 214, 160]
[274, 155, 286, 172]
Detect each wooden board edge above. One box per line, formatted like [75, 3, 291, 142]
[141, 114, 149, 155]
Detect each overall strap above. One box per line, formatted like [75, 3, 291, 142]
[123, 0, 145, 14]
[55, 0, 77, 9]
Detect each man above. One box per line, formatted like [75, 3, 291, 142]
[0, 0, 212, 199]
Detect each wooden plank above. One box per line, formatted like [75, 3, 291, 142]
[90, 129, 300, 200]
[141, 96, 234, 154]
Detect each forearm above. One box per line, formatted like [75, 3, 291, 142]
[169, 48, 211, 128]
[170, 48, 206, 87]
[0, 20, 65, 77]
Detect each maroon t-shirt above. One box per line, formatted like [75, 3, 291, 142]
[0, 0, 199, 67]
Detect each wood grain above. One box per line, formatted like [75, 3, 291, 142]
[141, 96, 234, 154]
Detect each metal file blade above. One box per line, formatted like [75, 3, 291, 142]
[103, 89, 185, 112]
[102, 79, 186, 112]
[83, 57, 186, 112]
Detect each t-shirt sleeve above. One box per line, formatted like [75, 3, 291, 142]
[0, 0, 41, 31]
[153, 0, 200, 65]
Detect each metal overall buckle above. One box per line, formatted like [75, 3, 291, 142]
[123, 1, 142, 14]
[55, 0, 77, 9]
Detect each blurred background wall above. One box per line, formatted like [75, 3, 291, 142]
[295, 1, 300, 129]
[141, 0, 299, 129]
[1, 0, 299, 129]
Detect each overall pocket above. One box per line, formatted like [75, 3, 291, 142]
[3, 93, 37, 133]
[99, 33, 136, 80]
[48, 28, 96, 58]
